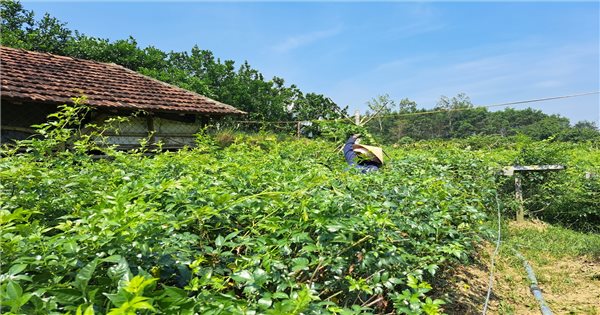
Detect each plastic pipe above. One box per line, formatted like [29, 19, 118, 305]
[513, 250, 553, 315]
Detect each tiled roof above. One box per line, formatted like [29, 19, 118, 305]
[0, 46, 245, 115]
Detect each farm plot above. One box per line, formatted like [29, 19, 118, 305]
[0, 133, 497, 314]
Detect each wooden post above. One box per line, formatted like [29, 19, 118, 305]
[502, 164, 565, 222]
[297, 121, 301, 139]
[354, 110, 360, 125]
[146, 115, 156, 145]
[515, 175, 524, 222]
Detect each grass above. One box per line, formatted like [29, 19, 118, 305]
[492, 220, 600, 315]
[439, 217, 600, 314]
[506, 220, 600, 260]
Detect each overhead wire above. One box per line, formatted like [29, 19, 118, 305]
[373, 90, 600, 120]
[231, 91, 599, 125]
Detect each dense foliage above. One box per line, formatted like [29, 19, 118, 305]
[1, 102, 598, 315]
[0, 105, 503, 314]
[399, 136, 600, 230]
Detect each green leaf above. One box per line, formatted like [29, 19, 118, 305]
[215, 235, 225, 247]
[108, 257, 130, 282]
[253, 268, 268, 286]
[76, 304, 95, 315]
[258, 297, 272, 309]
[63, 240, 81, 254]
[20, 292, 33, 307]
[103, 292, 128, 308]
[129, 296, 156, 311]
[163, 286, 188, 300]
[102, 255, 122, 263]
[8, 264, 27, 276]
[108, 296, 155, 315]
[75, 259, 99, 292]
[426, 264, 439, 276]
[6, 281, 23, 301]
[50, 288, 83, 304]
[231, 270, 253, 284]
[272, 292, 289, 299]
[291, 258, 309, 272]
[123, 276, 157, 295]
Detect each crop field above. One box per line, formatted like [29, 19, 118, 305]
[2, 1, 599, 314]
[0, 113, 598, 314]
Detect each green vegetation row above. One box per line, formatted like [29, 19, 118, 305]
[403, 136, 600, 230]
[0, 105, 501, 314]
[2, 104, 598, 314]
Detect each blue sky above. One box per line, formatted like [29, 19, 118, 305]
[25, 1, 600, 124]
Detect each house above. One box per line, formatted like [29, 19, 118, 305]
[0, 46, 245, 149]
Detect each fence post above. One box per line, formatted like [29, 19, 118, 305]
[297, 121, 301, 139]
[146, 115, 156, 145]
[515, 175, 524, 222]
[354, 110, 360, 125]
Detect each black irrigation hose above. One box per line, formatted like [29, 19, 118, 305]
[513, 250, 554, 315]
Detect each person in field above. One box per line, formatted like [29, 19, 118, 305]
[343, 134, 384, 173]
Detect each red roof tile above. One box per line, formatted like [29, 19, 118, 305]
[0, 46, 246, 115]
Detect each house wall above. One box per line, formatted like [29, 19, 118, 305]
[1, 100, 208, 149]
[93, 112, 204, 150]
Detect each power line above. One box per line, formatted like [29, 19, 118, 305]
[363, 91, 600, 120]
[483, 91, 599, 108]
[232, 91, 599, 125]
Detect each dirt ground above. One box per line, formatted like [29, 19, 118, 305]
[437, 221, 600, 315]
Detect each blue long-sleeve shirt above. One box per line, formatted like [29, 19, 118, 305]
[343, 136, 379, 173]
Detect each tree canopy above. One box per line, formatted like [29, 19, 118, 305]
[0, 0, 346, 123]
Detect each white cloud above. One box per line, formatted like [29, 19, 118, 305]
[373, 55, 434, 72]
[272, 26, 343, 53]
[532, 80, 563, 89]
[326, 40, 599, 124]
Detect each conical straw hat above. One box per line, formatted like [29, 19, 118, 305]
[352, 144, 384, 164]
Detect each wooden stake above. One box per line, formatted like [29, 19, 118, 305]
[354, 110, 360, 125]
[502, 164, 565, 222]
[146, 115, 156, 145]
[515, 175, 524, 222]
[297, 121, 301, 139]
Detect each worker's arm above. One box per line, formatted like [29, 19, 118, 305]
[343, 135, 359, 165]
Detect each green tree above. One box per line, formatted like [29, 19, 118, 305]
[0, 0, 344, 124]
[558, 120, 600, 142]
[366, 94, 394, 132]
[0, 0, 34, 48]
[1, 0, 71, 53]
[398, 98, 417, 113]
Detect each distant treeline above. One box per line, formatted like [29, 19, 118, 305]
[1, 0, 598, 142]
[362, 94, 599, 143]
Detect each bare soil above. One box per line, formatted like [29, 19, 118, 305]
[437, 221, 600, 315]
